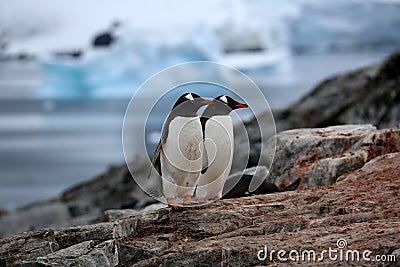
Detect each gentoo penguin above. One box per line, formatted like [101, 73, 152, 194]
[196, 95, 248, 202]
[150, 93, 212, 208]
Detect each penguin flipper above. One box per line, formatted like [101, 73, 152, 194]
[148, 141, 162, 179]
[201, 140, 208, 174]
[148, 115, 171, 179]
[200, 116, 209, 174]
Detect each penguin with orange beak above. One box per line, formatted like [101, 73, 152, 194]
[196, 95, 248, 202]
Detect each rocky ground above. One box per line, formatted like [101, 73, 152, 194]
[1, 124, 399, 266]
[1, 50, 400, 266]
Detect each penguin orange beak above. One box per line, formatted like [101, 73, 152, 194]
[201, 100, 213, 105]
[235, 103, 248, 108]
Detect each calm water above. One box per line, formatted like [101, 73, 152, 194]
[0, 52, 390, 210]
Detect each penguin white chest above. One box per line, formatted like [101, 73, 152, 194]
[162, 116, 203, 175]
[204, 115, 234, 178]
[196, 115, 234, 200]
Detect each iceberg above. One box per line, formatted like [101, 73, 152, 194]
[40, 22, 291, 99]
[40, 26, 225, 98]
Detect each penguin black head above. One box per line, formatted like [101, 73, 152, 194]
[201, 95, 248, 119]
[215, 95, 248, 110]
[172, 93, 212, 110]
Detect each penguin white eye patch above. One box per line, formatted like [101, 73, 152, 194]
[220, 95, 228, 104]
[185, 93, 194, 102]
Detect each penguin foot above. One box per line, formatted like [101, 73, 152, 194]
[183, 195, 192, 205]
[214, 196, 221, 201]
[167, 198, 183, 209]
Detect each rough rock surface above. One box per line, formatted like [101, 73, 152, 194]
[1, 124, 399, 266]
[35, 240, 118, 267]
[102, 153, 400, 267]
[267, 124, 400, 189]
[0, 229, 58, 266]
[1, 152, 398, 266]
